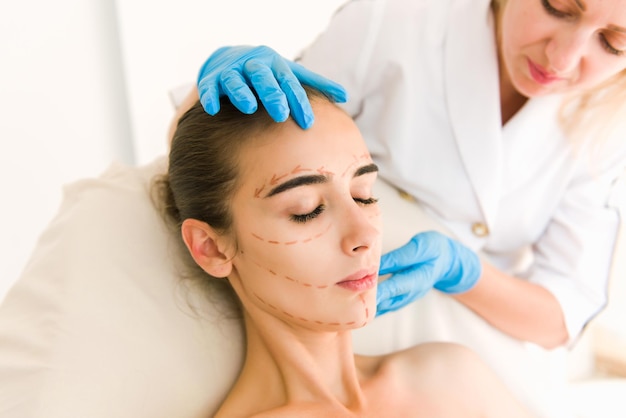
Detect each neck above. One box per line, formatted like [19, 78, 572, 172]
[493, 2, 527, 125]
[499, 73, 527, 125]
[221, 308, 366, 415]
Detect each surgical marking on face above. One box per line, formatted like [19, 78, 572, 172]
[359, 294, 369, 327]
[254, 185, 265, 198]
[316, 166, 334, 176]
[251, 289, 370, 328]
[254, 166, 334, 198]
[250, 223, 332, 246]
[341, 153, 371, 178]
[251, 258, 330, 289]
[270, 173, 289, 185]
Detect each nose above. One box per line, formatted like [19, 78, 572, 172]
[545, 29, 588, 73]
[340, 201, 380, 254]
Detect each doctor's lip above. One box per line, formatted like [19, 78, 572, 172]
[336, 269, 378, 292]
[528, 59, 562, 85]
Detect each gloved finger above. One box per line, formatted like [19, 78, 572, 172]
[197, 76, 222, 116]
[283, 77, 314, 129]
[376, 289, 409, 313]
[220, 69, 259, 115]
[378, 235, 433, 275]
[378, 243, 419, 275]
[377, 267, 434, 300]
[376, 283, 431, 316]
[245, 59, 289, 122]
[289, 61, 348, 103]
[377, 272, 414, 300]
[272, 58, 314, 129]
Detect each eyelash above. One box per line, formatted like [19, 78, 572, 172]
[291, 205, 325, 224]
[541, 0, 624, 56]
[289, 197, 379, 224]
[541, 0, 570, 19]
[600, 34, 624, 56]
[354, 197, 379, 206]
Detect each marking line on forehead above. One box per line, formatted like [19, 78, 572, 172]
[341, 153, 374, 177]
[265, 173, 329, 198]
[262, 158, 377, 199]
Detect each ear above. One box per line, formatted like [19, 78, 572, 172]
[181, 218, 234, 278]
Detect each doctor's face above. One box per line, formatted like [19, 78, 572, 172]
[227, 99, 382, 332]
[498, 0, 626, 97]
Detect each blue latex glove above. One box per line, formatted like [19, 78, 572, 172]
[376, 231, 482, 316]
[197, 45, 348, 129]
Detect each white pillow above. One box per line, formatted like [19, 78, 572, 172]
[0, 144, 452, 418]
[0, 157, 244, 418]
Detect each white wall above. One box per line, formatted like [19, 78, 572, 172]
[115, 0, 348, 165]
[0, 0, 133, 300]
[0, 0, 346, 301]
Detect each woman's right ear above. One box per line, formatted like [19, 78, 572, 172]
[181, 218, 233, 278]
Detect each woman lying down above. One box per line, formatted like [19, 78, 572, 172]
[154, 86, 534, 418]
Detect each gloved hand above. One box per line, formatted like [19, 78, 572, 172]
[376, 231, 482, 316]
[197, 45, 348, 129]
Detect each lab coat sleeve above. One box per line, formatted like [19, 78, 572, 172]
[529, 144, 625, 345]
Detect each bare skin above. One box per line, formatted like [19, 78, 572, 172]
[219, 335, 534, 418]
[177, 96, 535, 417]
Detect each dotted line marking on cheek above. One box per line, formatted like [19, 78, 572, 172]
[250, 223, 331, 247]
[251, 259, 330, 289]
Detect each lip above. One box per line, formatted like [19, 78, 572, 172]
[336, 269, 378, 292]
[527, 59, 561, 85]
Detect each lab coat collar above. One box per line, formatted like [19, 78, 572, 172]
[444, 0, 502, 230]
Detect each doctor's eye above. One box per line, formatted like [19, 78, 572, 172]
[541, 0, 571, 19]
[354, 197, 379, 206]
[599, 33, 625, 56]
[290, 205, 325, 224]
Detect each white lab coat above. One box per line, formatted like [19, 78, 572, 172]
[298, 0, 626, 416]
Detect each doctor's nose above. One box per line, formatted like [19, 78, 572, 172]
[340, 204, 380, 254]
[545, 30, 588, 73]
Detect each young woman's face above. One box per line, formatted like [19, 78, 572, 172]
[499, 0, 626, 97]
[228, 100, 381, 331]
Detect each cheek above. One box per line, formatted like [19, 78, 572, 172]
[236, 224, 335, 288]
[582, 62, 626, 88]
[232, 227, 375, 329]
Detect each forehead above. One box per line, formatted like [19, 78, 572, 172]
[238, 100, 368, 177]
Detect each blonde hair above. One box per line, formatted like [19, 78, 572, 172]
[491, 0, 626, 144]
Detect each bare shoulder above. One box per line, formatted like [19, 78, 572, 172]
[387, 342, 537, 418]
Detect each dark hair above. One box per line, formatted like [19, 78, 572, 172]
[153, 87, 333, 316]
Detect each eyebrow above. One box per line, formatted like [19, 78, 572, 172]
[573, 1, 626, 34]
[265, 163, 379, 198]
[354, 163, 379, 177]
[574, 0, 586, 11]
[608, 24, 626, 34]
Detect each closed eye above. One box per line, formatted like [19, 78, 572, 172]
[541, 0, 571, 19]
[290, 205, 325, 224]
[600, 33, 626, 56]
[354, 197, 379, 205]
